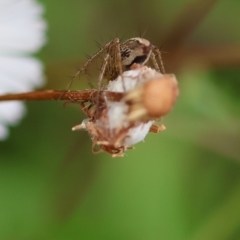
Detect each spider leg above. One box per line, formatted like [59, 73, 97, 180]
[79, 101, 93, 118]
[59, 41, 114, 101]
[150, 52, 161, 72]
[69, 46, 108, 88]
[152, 45, 165, 74]
[114, 39, 126, 91]
[97, 53, 110, 91]
[95, 52, 110, 118]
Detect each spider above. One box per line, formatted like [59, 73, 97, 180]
[68, 37, 165, 91]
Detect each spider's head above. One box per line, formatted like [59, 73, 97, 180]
[121, 38, 152, 70]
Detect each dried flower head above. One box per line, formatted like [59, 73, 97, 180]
[72, 65, 179, 157]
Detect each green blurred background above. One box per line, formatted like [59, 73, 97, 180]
[1, 0, 240, 239]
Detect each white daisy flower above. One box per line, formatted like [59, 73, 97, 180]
[0, 0, 47, 140]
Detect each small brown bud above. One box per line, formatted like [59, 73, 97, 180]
[143, 74, 179, 118]
[125, 74, 179, 121]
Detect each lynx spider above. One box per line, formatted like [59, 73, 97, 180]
[68, 37, 165, 92]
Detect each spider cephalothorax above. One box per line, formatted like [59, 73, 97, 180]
[120, 38, 152, 68]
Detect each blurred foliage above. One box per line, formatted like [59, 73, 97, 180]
[0, 0, 240, 239]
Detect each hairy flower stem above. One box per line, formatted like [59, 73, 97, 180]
[0, 90, 123, 102]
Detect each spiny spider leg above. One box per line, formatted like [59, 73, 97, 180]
[152, 45, 165, 74]
[115, 38, 126, 91]
[97, 53, 110, 91]
[150, 53, 161, 73]
[61, 37, 165, 102]
[96, 52, 110, 117]
[63, 40, 115, 96]
[68, 43, 110, 88]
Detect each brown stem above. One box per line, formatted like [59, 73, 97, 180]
[0, 90, 124, 102]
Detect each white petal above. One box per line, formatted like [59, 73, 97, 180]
[0, 124, 9, 140]
[0, 56, 45, 93]
[107, 66, 162, 92]
[0, 101, 26, 125]
[125, 121, 154, 146]
[106, 102, 128, 129]
[0, 0, 47, 54]
[106, 68, 157, 147]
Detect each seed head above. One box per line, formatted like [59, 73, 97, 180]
[72, 65, 179, 157]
